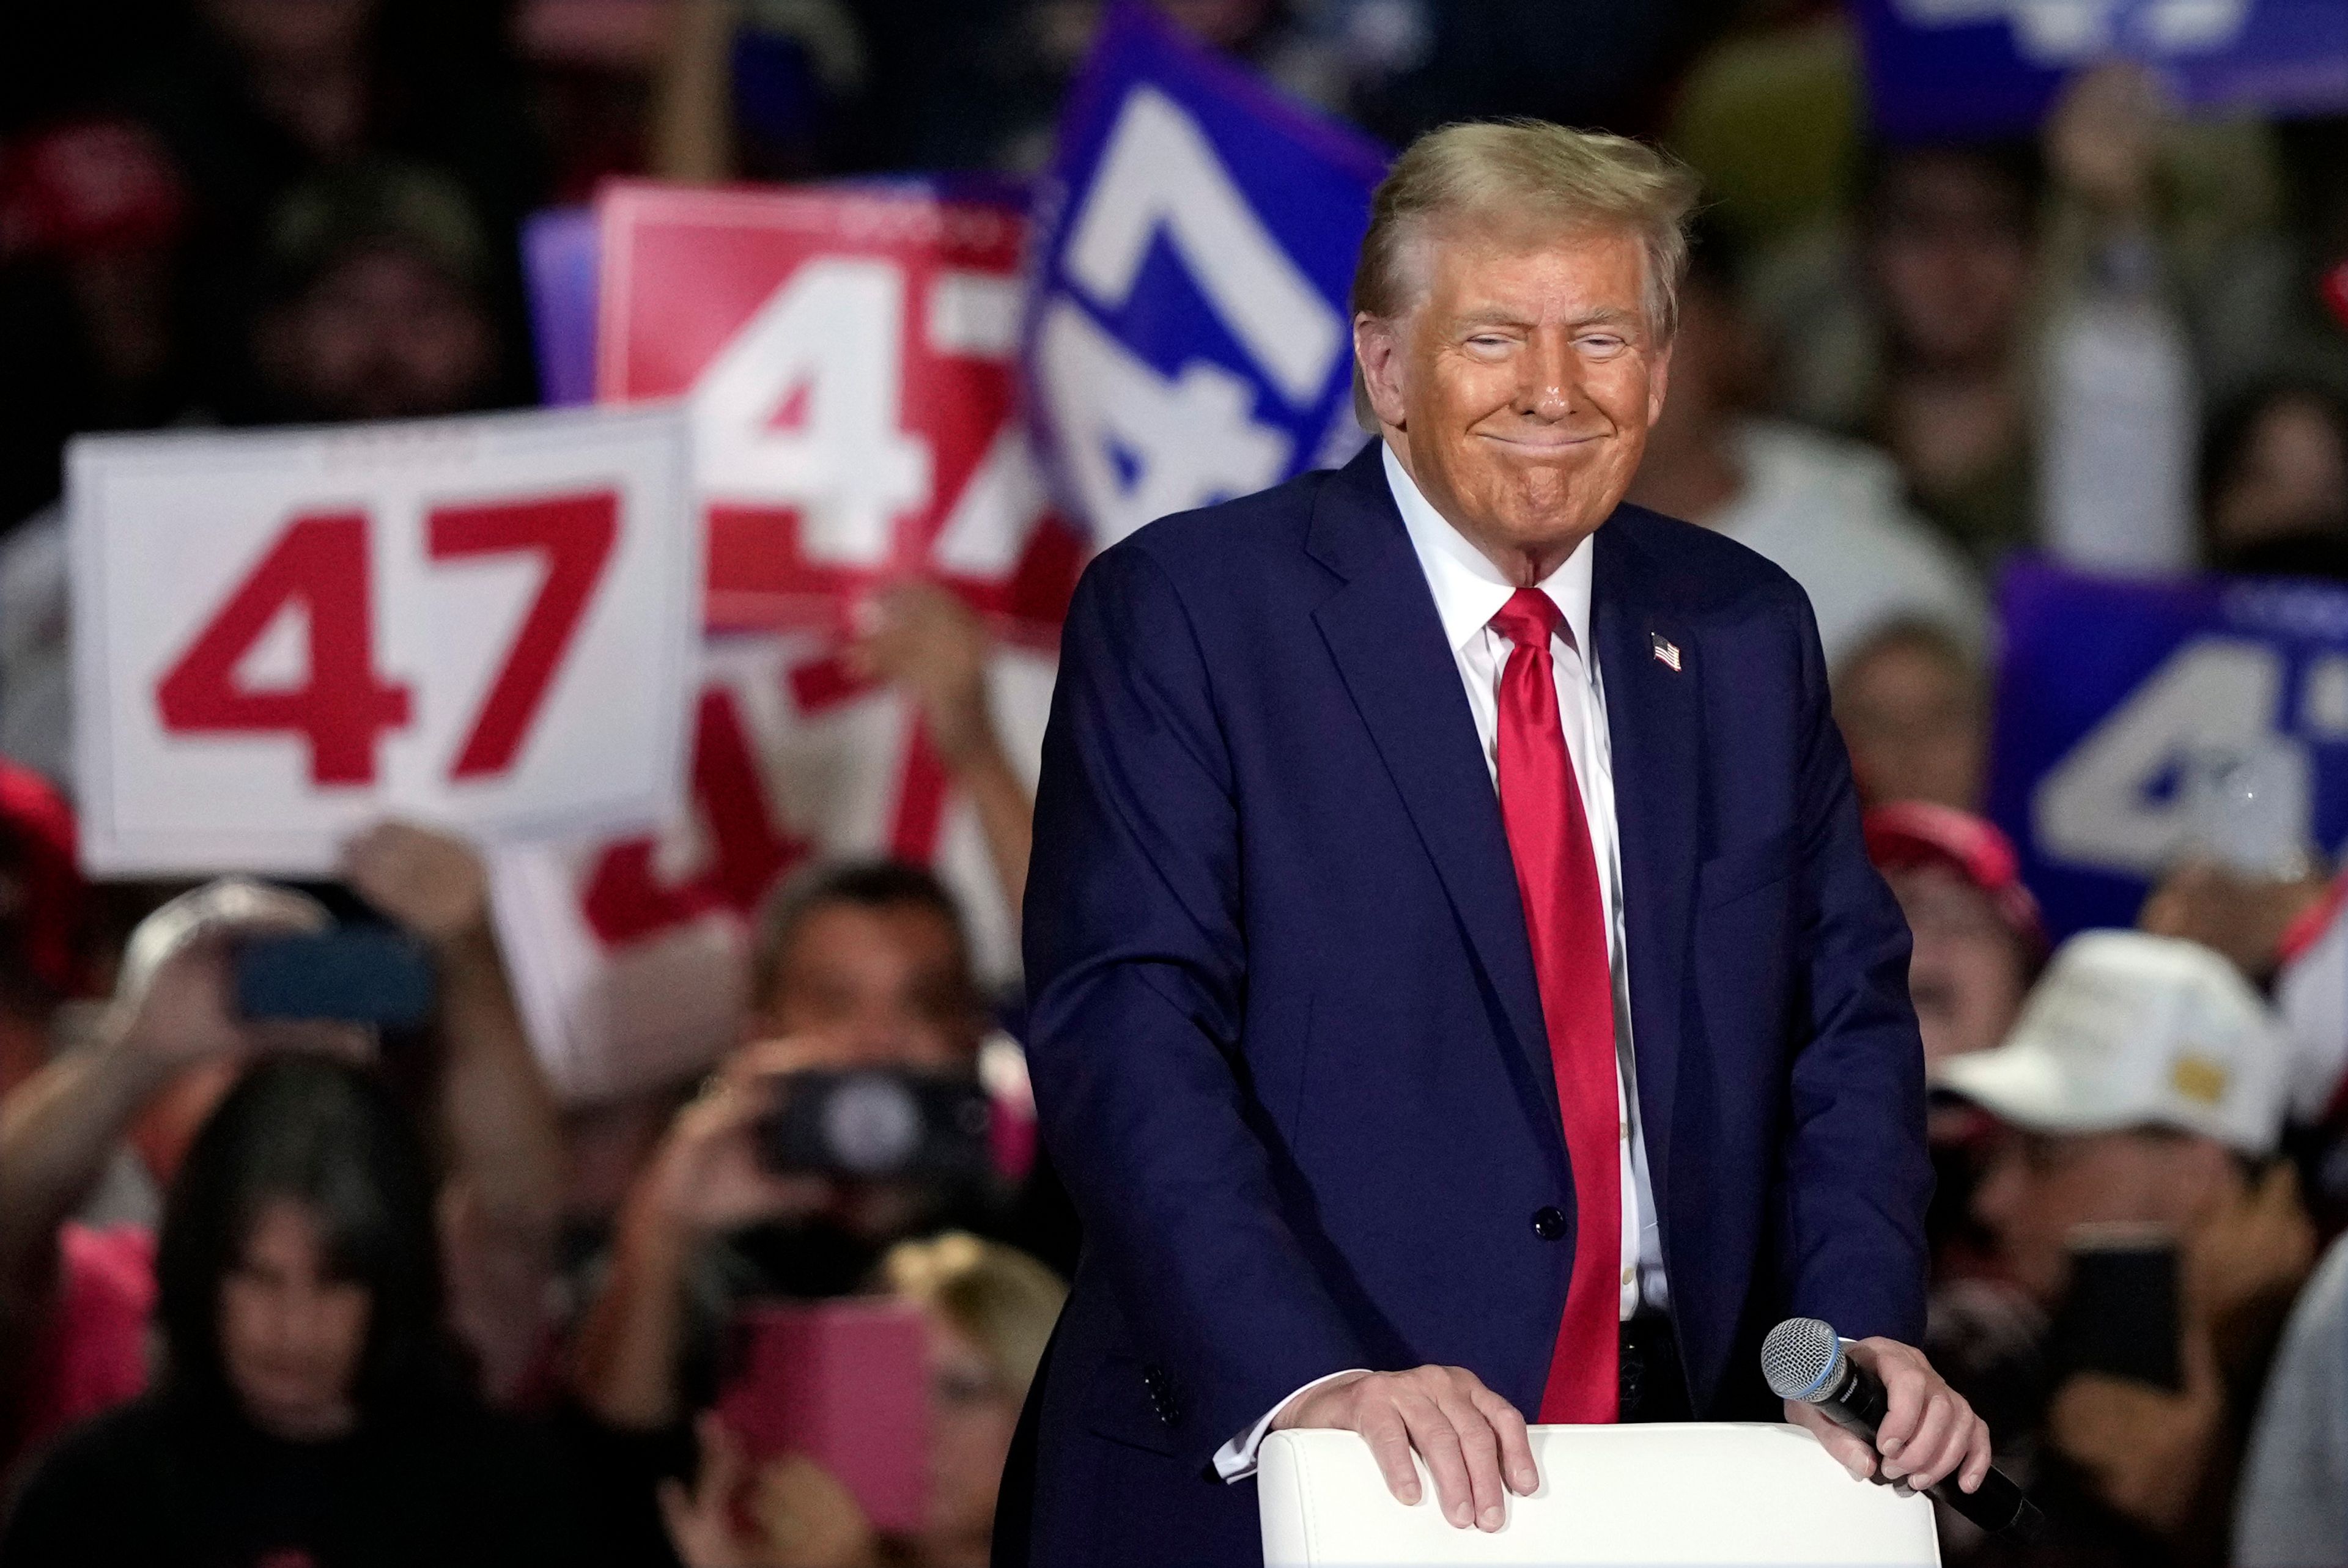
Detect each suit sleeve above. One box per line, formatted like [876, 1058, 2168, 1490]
[1023, 542, 1368, 1473]
[1774, 592, 1933, 1348]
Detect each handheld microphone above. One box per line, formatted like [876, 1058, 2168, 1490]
[1763, 1317, 2043, 1539]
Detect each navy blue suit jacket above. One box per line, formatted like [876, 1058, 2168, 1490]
[1000, 442, 1931, 1567]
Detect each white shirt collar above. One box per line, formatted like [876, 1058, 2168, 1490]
[1381, 440, 1593, 657]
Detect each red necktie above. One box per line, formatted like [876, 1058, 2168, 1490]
[1490, 587, 1621, 1426]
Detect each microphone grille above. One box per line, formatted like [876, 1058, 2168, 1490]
[1761, 1317, 1843, 1403]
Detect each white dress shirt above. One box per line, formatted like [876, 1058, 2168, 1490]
[1213, 444, 1669, 1480]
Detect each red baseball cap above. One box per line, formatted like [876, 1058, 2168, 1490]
[1864, 801, 2047, 959]
[0, 119, 186, 262]
[0, 762, 87, 997]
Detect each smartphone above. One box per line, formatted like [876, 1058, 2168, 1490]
[755, 1068, 991, 1182]
[2052, 1224, 2182, 1391]
[233, 928, 436, 1028]
[717, 1299, 928, 1535]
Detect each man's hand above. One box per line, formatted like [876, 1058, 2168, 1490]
[844, 581, 1036, 924]
[1272, 1366, 1537, 1531]
[843, 583, 1001, 770]
[1783, 1338, 1993, 1496]
[641, 1037, 849, 1238]
[2048, 1329, 2223, 1536]
[342, 821, 492, 951]
[2183, 1159, 2315, 1341]
[115, 920, 363, 1070]
[111, 932, 252, 1070]
[2045, 62, 2164, 218]
[2139, 858, 2331, 984]
[660, 1412, 879, 1568]
[577, 1036, 866, 1429]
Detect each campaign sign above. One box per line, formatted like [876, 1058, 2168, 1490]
[596, 178, 1074, 882]
[1857, 0, 2348, 140]
[526, 179, 1035, 415]
[490, 182, 1072, 1098]
[70, 405, 698, 875]
[598, 180, 1081, 640]
[1022, 1, 1387, 547]
[523, 206, 600, 408]
[1988, 558, 2348, 938]
[490, 631, 1053, 1100]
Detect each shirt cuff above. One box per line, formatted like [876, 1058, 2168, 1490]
[1213, 1370, 1368, 1482]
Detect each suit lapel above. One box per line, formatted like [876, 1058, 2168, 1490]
[1592, 518, 1702, 1229]
[1307, 450, 1562, 1134]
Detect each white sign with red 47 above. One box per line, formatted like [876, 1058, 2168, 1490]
[70, 404, 699, 875]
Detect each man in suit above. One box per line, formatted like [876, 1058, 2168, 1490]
[1003, 122, 1992, 1566]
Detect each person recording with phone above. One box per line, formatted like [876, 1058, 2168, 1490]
[569, 860, 1053, 1565]
[570, 861, 1001, 1426]
[1936, 930, 2314, 1567]
[0, 822, 566, 1484]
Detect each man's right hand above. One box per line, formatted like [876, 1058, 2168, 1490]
[1271, 1366, 1538, 1531]
[112, 932, 252, 1070]
[640, 1037, 844, 1238]
[111, 882, 375, 1072]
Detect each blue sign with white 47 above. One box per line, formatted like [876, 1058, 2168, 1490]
[1856, 0, 2348, 140]
[1021, 2, 1389, 548]
[1990, 558, 2348, 939]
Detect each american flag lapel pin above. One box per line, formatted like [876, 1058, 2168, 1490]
[1650, 631, 1682, 672]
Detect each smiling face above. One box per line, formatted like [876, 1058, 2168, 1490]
[1355, 221, 1672, 583]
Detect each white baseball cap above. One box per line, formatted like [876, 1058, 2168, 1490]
[1934, 929, 2290, 1157]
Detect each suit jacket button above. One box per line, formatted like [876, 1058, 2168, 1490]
[1532, 1206, 1566, 1241]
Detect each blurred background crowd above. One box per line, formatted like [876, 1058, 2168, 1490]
[5, 1, 2348, 1566]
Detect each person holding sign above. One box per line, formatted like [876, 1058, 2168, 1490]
[1009, 122, 1990, 1566]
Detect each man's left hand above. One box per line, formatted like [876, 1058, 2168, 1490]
[1784, 1337, 1994, 1496]
[843, 583, 1000, 769]
[342, 820, 491, 951]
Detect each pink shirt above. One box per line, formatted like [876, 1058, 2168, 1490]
[19, 1223, 154, 1458]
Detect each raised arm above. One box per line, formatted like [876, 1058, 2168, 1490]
[344, 823, 567, 1403]
[0, 1025, 171, 1451]
[570, 1037, 833, 1430]
[846, 582, 1035, 928]
[0, 910, 284, 1458]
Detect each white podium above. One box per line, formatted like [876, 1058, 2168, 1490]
[1258, 1423, 1940, 1566]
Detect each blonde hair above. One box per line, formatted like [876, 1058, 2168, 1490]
[881, 1232, 1066, 1397]
[1351, 121, 1701, 424]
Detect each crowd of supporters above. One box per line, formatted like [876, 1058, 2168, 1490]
[6, 2, 2348, 1565]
